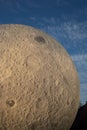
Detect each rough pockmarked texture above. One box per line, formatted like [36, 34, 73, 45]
[0, 24, 80, 130]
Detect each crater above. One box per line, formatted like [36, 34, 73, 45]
[34, 36, 46, 43]
[6, 99, 15, 107]
[0, 84, 4, 98]
[30, 123, 37, 130]
[0, 85, 3, 89]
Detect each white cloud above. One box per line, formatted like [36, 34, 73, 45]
[39, 17, 87, 42]
[63, 22, 87, 40]
[36, 17, 87, 54]
[71, 54, 87, 83]
[71, 54, 87, 104]
[71, 54, 87, 61]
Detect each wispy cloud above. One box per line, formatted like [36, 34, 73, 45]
[63, 22, 87, 40]
[71, 54, 87, 84]
[32, 17, 86, 54]
[71, 54, 87, 61]
[39, 17, 87, 41]
[71, 54, 87, 104]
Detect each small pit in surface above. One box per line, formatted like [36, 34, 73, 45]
[31, 123, 37, 130]
[6, 99, 15, 107]
[34, 36, 46, 43]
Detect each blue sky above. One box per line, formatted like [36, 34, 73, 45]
[0, 0, 87, 104]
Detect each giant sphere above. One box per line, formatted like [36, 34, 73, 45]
[0, 24, 80, 130]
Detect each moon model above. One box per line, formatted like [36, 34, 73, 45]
[0, 24, 80, 130]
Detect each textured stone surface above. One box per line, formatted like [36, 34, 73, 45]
[0, 24, 80, 130]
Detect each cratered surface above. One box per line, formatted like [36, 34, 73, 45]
[0, 24, 80, 130]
